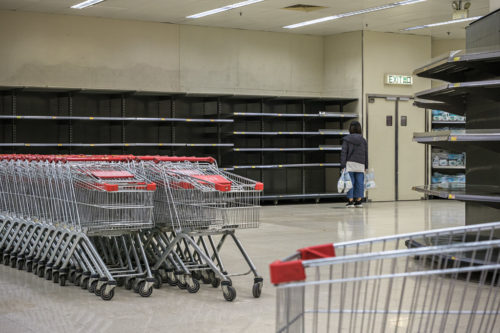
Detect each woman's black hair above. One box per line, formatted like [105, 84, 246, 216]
[349, 121, 362, 134]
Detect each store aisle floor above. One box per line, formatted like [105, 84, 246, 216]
[0, 200, 465, 333]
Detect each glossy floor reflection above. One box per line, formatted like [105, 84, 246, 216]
[0, 200, 465, 333]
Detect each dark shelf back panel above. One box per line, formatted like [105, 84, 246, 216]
[466, 11, 500, 224]
[0, 87, 357, 201]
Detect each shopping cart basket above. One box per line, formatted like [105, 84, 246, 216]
[132, 155, 264, 301]
[0, 154, 157, 300]
[270, 222, 500, 333]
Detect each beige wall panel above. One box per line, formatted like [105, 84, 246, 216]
[363, 31, 431, 96]
[323, 31, 363, 100]
[179, 25, 324, 96]
[0, 10, 181, 91]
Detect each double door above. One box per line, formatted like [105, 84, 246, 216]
[367, 96, 426, 201]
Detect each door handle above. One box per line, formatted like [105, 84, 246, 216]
[386, 115, 393, 126]
[401, 116, 407, 126]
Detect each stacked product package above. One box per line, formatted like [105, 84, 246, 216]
[432, 110, 466, 122]
[431, 172, 466, 189]
[432, 149, 466, 168]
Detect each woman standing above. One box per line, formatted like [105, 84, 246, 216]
[340, 121, 368, 208]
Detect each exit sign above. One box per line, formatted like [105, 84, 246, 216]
[385, 74, 413, 86]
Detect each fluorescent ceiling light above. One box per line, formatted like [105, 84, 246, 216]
[71, 0, 105, 9]
[283, 0, 426, 29]
[187, 0, 264, 19]
[402, 16, 481, 31]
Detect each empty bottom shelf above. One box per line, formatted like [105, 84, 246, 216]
[261, 193, 346, 201]
[413, 185, 500, 203]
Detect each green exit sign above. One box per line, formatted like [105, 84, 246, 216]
[385, 74, 413, 86]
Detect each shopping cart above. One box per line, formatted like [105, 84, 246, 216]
[270, 222, 500, 332]
[0, 154, 156, 300]
[132, 155, 264, 301]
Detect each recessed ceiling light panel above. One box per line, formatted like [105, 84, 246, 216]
[402, 16, 481, 31]
[283, 0, 427, 29]
[187, 0, 264, 19]
[71, 0, 106, 9]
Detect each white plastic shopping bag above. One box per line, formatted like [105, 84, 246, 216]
[337, 170, 345, 193]
[365, 168, 376, 190]
[344, 171, 352, 193]
[338, 170, 353, 193]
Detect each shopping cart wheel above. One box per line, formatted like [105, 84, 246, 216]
[186, 277, 200, 294]
[211, 277, 221, 288]
[116, 278, 124, 287]
[74, 275, 81, 287]
[68, 271, 75, 283]
[201, 271, 210, 284]
[252, 282, 262, 298]
[124, 278, 134, 290]
[222, 285, 237, 302]
[192, 270, 202, 281]
[45, 270, 52, 281]
[138, 281, 153, 297]
[80, 277, 89, 290]
[52, 272, 59, 284]
[153, 274, 162, 289]
[26, 262, 32, 273]
[59, 275, 67, 287]
[89, 280, 98, 294]
[177, 274, 187, 290]
[166, 274, 178, 286]
[100, 285, 114, 301]
[38, 267, 45, 278]
[3, 256, 9, 266]
[10, 258, 16, 268]
[16, 260, 24, 270]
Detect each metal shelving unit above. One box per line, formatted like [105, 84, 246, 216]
[414, 48, 500, 83]
[413, 185, 500, 203]
[432, 120, 466, 125]
[0, 115, 232, 123]
[414, 99, 464, 116]
[0, 143, 233, 148]
[432, 165, 466, 170]
[412, 13, 500, 225]
[234, 146, 341, 152]
[415, 79, 500, 105]
[414, 129, 500, 144]
[260, 192, 346, 203]
[0, 87, 358, 203]
[232, 130, 348, 136]
[227, 97, 357, 203]
[233, 112, 357, 119]
[230, 163, 340, 170]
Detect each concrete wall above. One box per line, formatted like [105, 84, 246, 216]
[179, 25, 324, 96]
[323, 31, 363, 100]
[0, 10, 325, 97]
[0, 11, 181, 92]
[362, 31, 432, 98]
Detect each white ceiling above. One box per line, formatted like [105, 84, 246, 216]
[0, 0, 490, 39]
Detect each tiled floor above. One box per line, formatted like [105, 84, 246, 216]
[0, 200, 465, 333]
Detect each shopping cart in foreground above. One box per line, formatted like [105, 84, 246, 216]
[133, 156, 264, 301]
[0, 155, 156, 300]
[270, 222, 500, 332]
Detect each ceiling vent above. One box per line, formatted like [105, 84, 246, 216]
[283, 4, 327, 12]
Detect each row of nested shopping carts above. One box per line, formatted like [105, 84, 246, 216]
[271, 222, 500, 332]
[0, 154, 264, 301]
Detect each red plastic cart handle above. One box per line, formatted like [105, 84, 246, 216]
[151, 156, 216, 164]
[269, 244, 336, 285]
